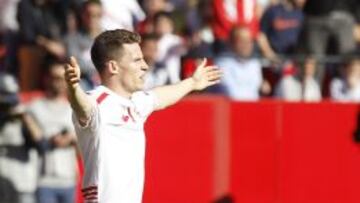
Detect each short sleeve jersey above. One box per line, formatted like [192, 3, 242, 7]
[73, 85, 157, 203]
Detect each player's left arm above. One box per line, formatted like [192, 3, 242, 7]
[152, 58, 222, 110]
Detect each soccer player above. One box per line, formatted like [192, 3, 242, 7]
[64, 29, 221, 203]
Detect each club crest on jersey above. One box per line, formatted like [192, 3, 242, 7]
[122, 115, 129, 122]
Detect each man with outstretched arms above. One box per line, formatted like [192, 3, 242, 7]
[64, 29, 221, 203]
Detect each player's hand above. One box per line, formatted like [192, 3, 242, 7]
[191, 58, 222, 91]
[64, 56, 81, 89]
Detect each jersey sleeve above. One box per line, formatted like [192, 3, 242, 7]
[71, 97, 100, 136]
[131, 91, 158, 119]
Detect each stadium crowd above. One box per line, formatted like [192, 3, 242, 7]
[0, 0, 360, 202]
[0, 0, 360, 102]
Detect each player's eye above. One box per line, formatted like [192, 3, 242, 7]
[135, 58, 145, 65]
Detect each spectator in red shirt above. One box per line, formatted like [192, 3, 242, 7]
[211, 0, 277, 60]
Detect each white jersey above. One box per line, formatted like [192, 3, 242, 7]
[73, 85, 157, 203]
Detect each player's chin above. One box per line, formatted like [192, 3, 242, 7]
[135, 82, 145, 91]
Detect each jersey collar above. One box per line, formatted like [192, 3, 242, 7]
[97, 85, 133, 106]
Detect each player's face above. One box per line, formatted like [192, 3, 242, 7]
[117, 43, 149, 93]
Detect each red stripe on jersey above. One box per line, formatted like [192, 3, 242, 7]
[96, 93, 109, 104]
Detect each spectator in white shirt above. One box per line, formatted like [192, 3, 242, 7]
[300, 56, 322, 101]
[0, 0, 20, 32]
[275, 57, 322, 101]
[330, 58, 360, 102]
[153, 11, 186, 85]
[275, 61, 301, 101]
[101, 0, 145, 31]
[214, 26, 271, 100]
[28, 61, 77, 203]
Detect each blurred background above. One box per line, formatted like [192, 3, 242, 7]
[0, 0, 360, 202]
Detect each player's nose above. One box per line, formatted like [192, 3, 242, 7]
[141, 60, 149, 71]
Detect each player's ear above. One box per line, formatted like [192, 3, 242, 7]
[108, 60, 119, 74]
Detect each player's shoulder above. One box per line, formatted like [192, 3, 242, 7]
[131, 90, 153, 101]
[132, 90, 150, 96]
[130, 90, 158, 118]
[87, 86, 106, 97]
[85, 86, 111, 105]
[131, 90, 158, 107]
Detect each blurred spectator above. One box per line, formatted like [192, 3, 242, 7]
[211, 0, 277, 60]
[153, 11, 185, 85]
[275, 57, 322, 101]
[299, 0, 359, 86]
[64, 0, 102, 90]
[0, 0, 21, 73]
[17, 0, 65, 59]
[167, 0, 186, 9]
[141, 33, 170, 89]
[138, 0, 171, 34]
[274, 61, 301, 101]
[49, 0, 83, 34]
[27, 61, 77, 203]
[330, 58, 360, 102]
[64, 5, 79, 36]
[184, 28, 214, 59]
[211, 0, 260, 44]
[185, 0, 212, 35]
[0, 0, 20, 32]
[302, 0, 356, 56]
[353, 1, 360, 51]
[0, 35, 6, 71]
[101, 0, 145, 31]
[214, 26, 271, 100]
[184, 0, 214, 59]
[0, 73, 42, 203]
[185, 0, 202, 31]
[260, 0, 305, 55]
[257, 0, 279, 13]
[300, 56, 322, 101]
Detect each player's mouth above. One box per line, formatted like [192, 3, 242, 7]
[139, 75, 145, 81]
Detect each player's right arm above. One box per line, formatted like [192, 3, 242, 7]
[64, 56, 94, 126]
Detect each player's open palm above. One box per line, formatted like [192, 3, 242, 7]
[192, 58, 222, 91]
[64, 56, 81, 89]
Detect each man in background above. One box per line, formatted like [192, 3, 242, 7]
[28, 61, 77, 203]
